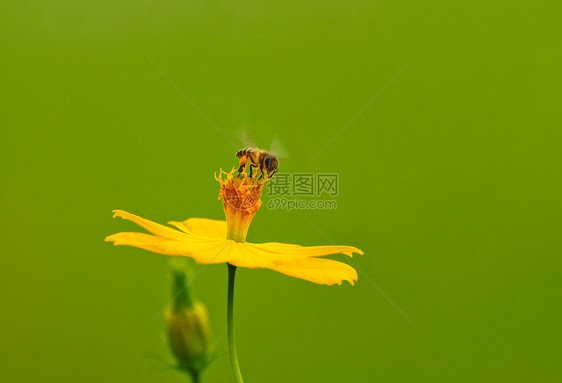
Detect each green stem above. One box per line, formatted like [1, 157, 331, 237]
[172, 268, 194, 311]
[227, 264, 244, 383]
[189, 370, 200, 383]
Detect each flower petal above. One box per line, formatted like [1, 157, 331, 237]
[112, 210, 189, 241]
[223, 242, 360, 286]
[105, 232, 235, 264]
[168, 218, 226, 239]
[107, 210, 362, 285]
[226, 242, 303, 269]
[271, 257, 358, 286]
[246, 242, 363, 258]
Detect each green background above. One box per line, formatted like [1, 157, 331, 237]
[1, 1, 560, 382]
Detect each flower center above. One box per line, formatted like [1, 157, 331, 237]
[216, 169, 264, 242]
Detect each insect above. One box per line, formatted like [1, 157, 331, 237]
[236, 148, 279, 179]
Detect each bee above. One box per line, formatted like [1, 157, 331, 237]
[236, 148, 279, 179]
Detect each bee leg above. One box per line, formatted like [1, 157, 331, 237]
[249, 164, 254, 178]
[257, 165, 266, 181]
[238, 156, 248, 174]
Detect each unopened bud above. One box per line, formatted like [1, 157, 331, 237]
[165, 261, 212, 376]
[166, 301, 211, 373]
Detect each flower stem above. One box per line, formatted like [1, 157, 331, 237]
[189, 370, 200, 383]
[227, 263, 244, 383]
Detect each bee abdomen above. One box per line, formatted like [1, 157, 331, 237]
[236, 148, 254, 159]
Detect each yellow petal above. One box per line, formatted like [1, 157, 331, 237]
[107, 210, 362, 286]
[168, 218, 226, 239]
[105, 232, 235, 264]
[246, 242, 363, 258]
[112, 210, 188, 241]
[225, 241, 360, 272]
[271, 257, 358, 286]
[224, 242, 301, 269]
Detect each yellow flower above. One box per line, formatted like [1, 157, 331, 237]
[106, 169, 362, 286]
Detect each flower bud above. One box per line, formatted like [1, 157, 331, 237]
[165, 262, 211, 376]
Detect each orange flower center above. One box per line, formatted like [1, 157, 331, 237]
[216, 169, 264, 242]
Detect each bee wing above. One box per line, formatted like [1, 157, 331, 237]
[270, 134, 290, 160]
[235, 123, 259, 148]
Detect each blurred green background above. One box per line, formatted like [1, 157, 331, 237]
[1, 0, 560, 382]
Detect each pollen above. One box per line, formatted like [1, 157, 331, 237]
[216, 168, 264, 242]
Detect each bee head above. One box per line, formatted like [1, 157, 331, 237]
[264, 156, 279, 174]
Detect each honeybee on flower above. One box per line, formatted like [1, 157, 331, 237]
[106, 155, 363, 383]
